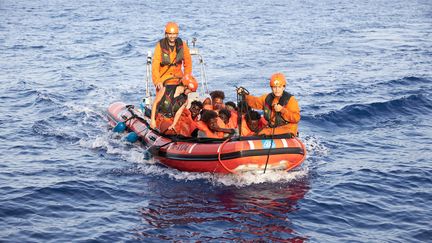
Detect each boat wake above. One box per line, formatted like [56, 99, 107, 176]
[80, 132, 310, 187]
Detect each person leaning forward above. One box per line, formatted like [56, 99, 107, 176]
[237, 73, 300, 136]
[152, 22, 192, 91]
[150, 74, 198, 135]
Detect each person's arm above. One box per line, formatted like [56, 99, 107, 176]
[168, 103, 186, 131]
[229, 110, 238, 129]
[195, 121, 209, 138]
[245, 94, 265, 110]
[279, 96, 300, 123]
[150, 87, 165, 129]
[152, 43, 163, 90]
[182, 41, 192, 75]
[213, 126, 235, 135]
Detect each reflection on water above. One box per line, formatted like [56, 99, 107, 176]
[134, 177, 310, 241]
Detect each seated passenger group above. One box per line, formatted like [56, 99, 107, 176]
[150, 22, 300, 138]
[150, 72, 300, 139]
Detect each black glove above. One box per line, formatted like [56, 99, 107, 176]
[236, 86, 249, 95]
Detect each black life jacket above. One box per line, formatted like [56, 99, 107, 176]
[263, 91, 292, 127]
[159, 37, 184, 67]
[157, 85, 187, 118]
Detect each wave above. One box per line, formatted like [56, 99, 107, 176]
[10, 44, 45, 50]
[311, 76, 432, 98]
[112, 41, 136, 56]
[304, 93, 432, 127]
[375, 76, 432, 87]
[301, 135, 330, 157]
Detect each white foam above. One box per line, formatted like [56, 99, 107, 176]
[61, 102, 107, 126]
[132, 160, 309, 187]
[79, 133, 130, 155]
[82, 131, 309, 187]
[210, 168, 309, 187]
[301, 134, 330, 157]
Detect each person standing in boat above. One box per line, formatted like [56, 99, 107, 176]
[152, 22, 192, 92]
[150, 74, 198, 134]
[237, 73, 300, 136]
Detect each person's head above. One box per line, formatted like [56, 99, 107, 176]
[269, 73, 286, 97]
[165, 22, 179, 45]
[189, 100, 203, 119]
[201, 110, 219, 132]
[181, 74, 198, 94]
[225, 101, 237, 111]
[218, 109, 231, 125]
[209, 90, 225, 111]
[246, 110, 261, 133]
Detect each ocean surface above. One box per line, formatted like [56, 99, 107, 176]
[1, 0, 432, 242]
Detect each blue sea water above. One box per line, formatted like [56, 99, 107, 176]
[1, 0, 432, 242]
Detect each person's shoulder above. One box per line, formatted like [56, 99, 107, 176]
[256, 93, 269, 100]
[286, 93, 298, 100]
[154, 41, 162, 50]
[181, 39, 190, 48]
[289, 95, 299, 104]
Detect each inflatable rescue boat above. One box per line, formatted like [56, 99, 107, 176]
[106, 42, 306, 173]
[107, 102, 306, 174]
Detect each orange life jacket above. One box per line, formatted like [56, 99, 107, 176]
[196, 121, 224, 138]
[159, 38, 184, 67]
[174, 109, 198, 137]
[263, 91, 292, 127]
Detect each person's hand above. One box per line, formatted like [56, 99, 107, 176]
[156, 83, 163, 91]
[150, 120, 156, 129]
[273, 104, 283, 112]
[233, 129, 239, 136]
[236, 86, 249, 95]
[167, 124, 175, 130]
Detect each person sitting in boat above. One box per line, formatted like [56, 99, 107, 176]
[150, 74, 198, 134]
[237, 72, 300, 137]
[225, 101, 237, 112]
[172, 100, 203, 137]
[235, 110, 262, 136]
[234, 102, 264, 136]
[196, 110, 235, 139]
[152, 22, 192, 92]
[202, 90, 225, 112]
[218, 108, 237, 129]
[237, 100, 268, 130]
[202, 90, 238, 130]
[188, 100, 203, 121]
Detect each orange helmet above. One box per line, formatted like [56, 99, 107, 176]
[182, 74, 198, 92]
[269, 73, 286, 87]
[165, 22, 179, 34]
